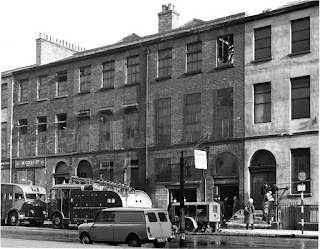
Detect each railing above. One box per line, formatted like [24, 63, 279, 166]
[272, 203, 318, 230]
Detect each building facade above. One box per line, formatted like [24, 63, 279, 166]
[244, 1, 319, 208]
[1, 1, 318, 212]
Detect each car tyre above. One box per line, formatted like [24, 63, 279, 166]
[80, 233, 93, 244]
[80, 233, 92, 244]
[153, 241, 166, 248]
[52, 213, 63, 229]
[8, 211, 20, 226]
[127, 235, 141, 247]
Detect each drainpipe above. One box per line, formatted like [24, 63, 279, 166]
[145, 48, 150, 190]
[9, 75, 14, 183]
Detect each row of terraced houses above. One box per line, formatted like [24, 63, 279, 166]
[1, 1, 319, 218]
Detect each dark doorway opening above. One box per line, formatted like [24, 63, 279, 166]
[219, 185, 239, 220]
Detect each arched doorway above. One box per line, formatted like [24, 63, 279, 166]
[249, 150, 276, 209]
[54, 161, 70, 184]
[77, 160, 93, 179]
[212, 152, 239, 220]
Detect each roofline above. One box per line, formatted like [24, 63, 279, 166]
[7, 0, 319, 76]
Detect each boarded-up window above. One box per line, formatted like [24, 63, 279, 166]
[100, 114, 113, 150]
[18, 119, 28, 157]
[37, 116, 47, 155]
[216, 88, 233, 139]
[185, 156, 202, 181]
[125, 110, 138, 148]
[56, 114, 67, 153]
[156, 97, 171, 146]
[130, 160, 139, 189]
[215, 152, 238, 176]
[187, 42, 202, 73]
[156, 158, 171, 182]
[158, 48, 172, 78]
[291, 76, 310, 119]
[254, 26, 271, 60]
[291, 17, 310, 53]
[1, 123, 7, 158]
[291, 148, 310, 194]
[254, 82, 271, 123]
[78, 117, 90, 152]
[184, 93, 201, 143]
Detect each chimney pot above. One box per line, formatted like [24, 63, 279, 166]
[158, 4, 179, 33]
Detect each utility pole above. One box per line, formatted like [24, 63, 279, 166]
[179, 151, 186, 248]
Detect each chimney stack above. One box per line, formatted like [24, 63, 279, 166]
[158, 3, 180, 33]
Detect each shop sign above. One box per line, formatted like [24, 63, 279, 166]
[15, 158, 45, 168]
[1, 159, 10, 168]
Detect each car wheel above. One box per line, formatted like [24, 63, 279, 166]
[80, 233, 93, 244]
[52, 213, 63, 229]
[8, 211, 20, 226]
[127, 235, 141, 247]
[153, 241, 166, 248]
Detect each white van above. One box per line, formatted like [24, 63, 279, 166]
[78, 207, 175, 248]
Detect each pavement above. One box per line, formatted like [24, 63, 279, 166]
[43, 220, 319, 239]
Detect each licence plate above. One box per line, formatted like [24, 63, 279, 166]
[157, 238, 166, 243]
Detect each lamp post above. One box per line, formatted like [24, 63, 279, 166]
[179, 151, 186, 248]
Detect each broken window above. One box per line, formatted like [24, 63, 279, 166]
[125, 110, 138, 148]
[19, 79, 29, 103]
[291, 76, 310, 119]
[77, 117, 90, 152]
[18, 119, 28, 157]
[217, 34, 234, 66]
[100, 160, 114, 181]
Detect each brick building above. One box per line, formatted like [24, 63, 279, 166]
[1, 1, 318, 213]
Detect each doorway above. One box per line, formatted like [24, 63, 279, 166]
[249, 150, 276, 210]
[219, 185, 239, 220]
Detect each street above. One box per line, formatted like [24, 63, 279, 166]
[1, 225, 318, 248]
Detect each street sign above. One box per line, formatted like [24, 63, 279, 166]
[297, 184, 306, 192]
[194, 150, 207, 169]
[298, 171, 306, 181]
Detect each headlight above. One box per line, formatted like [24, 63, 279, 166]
[30, 210, 34, 214]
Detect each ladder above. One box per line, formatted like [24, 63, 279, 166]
[70, 176, 134, 192]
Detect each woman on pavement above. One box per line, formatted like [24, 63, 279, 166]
[244, 198, 255, 230]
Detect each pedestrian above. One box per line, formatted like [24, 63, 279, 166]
[223, 196, 232, 220]
[244, 198, 255, 230]
[262, 191, 274, 222]
[232, 196, 239, 216]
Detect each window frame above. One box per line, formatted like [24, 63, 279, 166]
[155, 97, 171, 146]
[56, 72, 68, 97]
[186, 42, 202, 73]
[19, 79, 29, 103]
[184, 92, 202, 143]
[36, 116, 47, 155]
[17, 119, 28, 157]
[291, 148, 311, 195]
[158, 48, 172, 78]
[291, 17, 310, 54]
[37, 75, 48, 100]
[254, 82, 271, 124]
[56, 113, 67, 153]
[102, 61, 115, 89]
[254, 26, 271, 61]
[1, 84, 8, 108]
[217, 34, 234, 67]
[79, 66, 91, 93]
[124, 110, 139, 148]
[291, 76, 310, 120]
[99, 114, 113, 150]
[127, 55, 140, 84]
[155, 158, 172, 182]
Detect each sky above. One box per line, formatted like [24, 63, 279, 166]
[1, 0, 294, 72]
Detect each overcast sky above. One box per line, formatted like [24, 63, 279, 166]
[1, 0, 293, 72]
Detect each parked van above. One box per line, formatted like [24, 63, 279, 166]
[78, 207, 175, 248]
